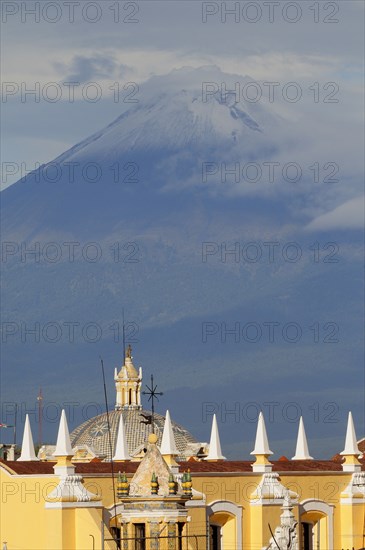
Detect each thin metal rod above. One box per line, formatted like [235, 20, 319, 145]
[122, 308, 126, 362]
[142, 374, 163, 434]
[151, 374, 155, 431]
[100, 357, 118, 549]
[37, 388, 43, 447]
[13, 404, 17, 445]
[268, 523, 281, 550]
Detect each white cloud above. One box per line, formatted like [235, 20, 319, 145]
[306, 196, 364, 231]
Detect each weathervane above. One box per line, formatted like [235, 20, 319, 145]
[141, 375, 163, 433]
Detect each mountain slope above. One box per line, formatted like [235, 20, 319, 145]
[1, 66, 363, 457]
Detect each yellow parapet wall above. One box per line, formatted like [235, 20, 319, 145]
[2, 458, 364, 550]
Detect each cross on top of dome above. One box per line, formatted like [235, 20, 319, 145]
[126, 344, 132, 359]
[142, 374, 163, 434]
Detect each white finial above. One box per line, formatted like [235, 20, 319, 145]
[17, 414, 39, 461]
[113, 414, 131, 460]
[292, 417, 313, 460]
[53, 409, 73, 457]
[160, 410, 179, 456]
[340, 411, 360, 455]
[251, 412, 273, 456]
[206, 414, 226, 460]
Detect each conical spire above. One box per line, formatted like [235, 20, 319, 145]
[113, 414, 131, 460]
[251, 412, 273, 456]
[17, 414, 39, 461]
[206, 414, 226, 460]
[292, 417, 313, 460]
[340, 411, 360, 455]
[53, 409, 73, 457]
[160, 410, 179, 456]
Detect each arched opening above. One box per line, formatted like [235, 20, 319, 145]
[301, 511, 327, 550]
[207, 501, 243, 550]
[129, 388, 132, 405]
[299, 500, 334, 550]
[209, 512, 235, 550]
[109, 515, 121, 550]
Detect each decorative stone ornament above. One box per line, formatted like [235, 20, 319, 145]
[182, 470, 192, 497]
[341, 471, 365, 503]
[117, 471, 130, 498]
[250, 473, 298, 504]
[151, 472, 159, 495]
[46, 475, 100, 504]
[168, 473, 177, 495]
[265, 492, 299, 550]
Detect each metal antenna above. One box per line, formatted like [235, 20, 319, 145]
[142, 375, 163, 434]
[37, 388, 43, 447]
[100, 357, 118, 549]
[122, 309, 126, 362]
[13, 404, 18, 445]
[267, 523, 281, 550]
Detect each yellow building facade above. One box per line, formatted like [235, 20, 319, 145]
[1, 350, 364, 550]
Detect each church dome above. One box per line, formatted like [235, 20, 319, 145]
[70, 347, 202, 460]
[70, 408, 199, 460]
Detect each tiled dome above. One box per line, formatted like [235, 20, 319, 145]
[70, 409, 198, 460]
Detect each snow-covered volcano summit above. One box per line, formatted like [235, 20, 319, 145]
[2, 66, 285, 235]
[53, 66, 280, 165]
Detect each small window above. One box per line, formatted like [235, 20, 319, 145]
[210, 524, 221, 550]
[134, 523, 145, 550]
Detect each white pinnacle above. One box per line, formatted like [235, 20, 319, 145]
[292, 417, 313, 460]
[250, 412, 273, 456]
[113, 414, 131, 460]
[160, 410, 179, 456]
[340, 411, 360, 455]
[53, 409, 73, 457]
[17, 414, 39, 461]
[206, 414, 226, 460]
